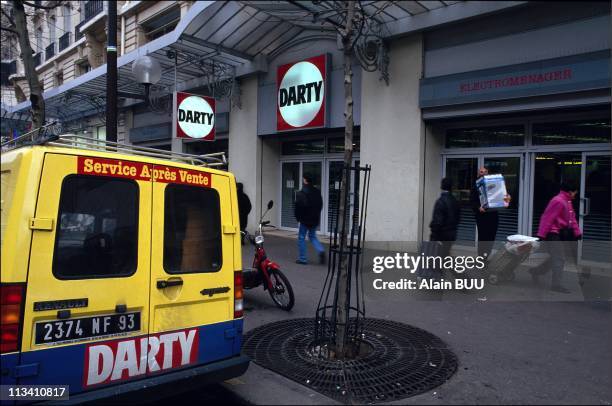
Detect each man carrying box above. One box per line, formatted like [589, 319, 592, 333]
[470, 167, 511, 260]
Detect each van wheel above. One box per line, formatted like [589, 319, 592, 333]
[268, 269, 295, 311]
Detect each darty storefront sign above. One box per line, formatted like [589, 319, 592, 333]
[173, 91, 215, 140]
[277, 54, 327, 131]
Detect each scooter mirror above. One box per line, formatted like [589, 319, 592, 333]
[267, 200, 274, 210]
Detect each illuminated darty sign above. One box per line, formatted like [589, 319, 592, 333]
[277, 54, 327, 131]
[174, 91, 215, 140]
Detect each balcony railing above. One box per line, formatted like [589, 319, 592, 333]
[84, 0, 104, 20]
[59, 32, 71, 52]
[33, 52, 42, 66]
[45, 43, 55, 60]
[75, 1, 104, 40]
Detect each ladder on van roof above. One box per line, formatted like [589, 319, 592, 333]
[1, 123, 227, 168]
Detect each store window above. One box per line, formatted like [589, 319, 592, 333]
[164, 185, 222, 273]
[184, 139, 228, 156]
[53, 176, 139, 279]
[281, 139, 325, 155]
[532, 119, 611, 145]
[327, 134, 360, 153]
[446, 125, 524, 148]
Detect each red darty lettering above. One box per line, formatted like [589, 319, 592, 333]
[85, 329, 199, 386]
[279, 81, 323, 107]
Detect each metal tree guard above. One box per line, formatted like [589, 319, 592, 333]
[314, 163, 372, 358]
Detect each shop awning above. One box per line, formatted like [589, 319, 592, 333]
[5, 1, 526, 123]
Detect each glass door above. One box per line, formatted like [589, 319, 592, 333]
[326, 159, 360, 235]
[579, 153, 611, 264]
[280, 161, 323, 230]
[531, 153, 582, 236]
[444, 157, 478, 246]
[281, 162, 300, 228]
[302, 161, 323, 231]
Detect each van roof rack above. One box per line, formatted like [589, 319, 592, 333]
[1, 125, 227, 168]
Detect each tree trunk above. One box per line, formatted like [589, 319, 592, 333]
[13, 0, 45, 134]
[334, 0, 356, 358]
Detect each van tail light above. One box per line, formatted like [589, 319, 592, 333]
[1, 283, 25, 354]
[234, 271, 244, 319]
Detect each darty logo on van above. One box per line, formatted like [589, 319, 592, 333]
[277, 54, 327, 131]
[175, 92, 215, 141]
[77, 157, 211, 187]
[84, 328, 199, 387]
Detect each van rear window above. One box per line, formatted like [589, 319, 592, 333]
[164, 184, 222, 273]
[53, 175, 139, 279]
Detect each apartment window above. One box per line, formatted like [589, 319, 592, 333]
[76, 60, 91, 76]
[54, 70, 63, 87]
[1, 61, 17, 86]
[48, 15, 56, 43]
[63, 4, 71, 32]
[142, 6, 180, 42]
[36, 27, 43, 53]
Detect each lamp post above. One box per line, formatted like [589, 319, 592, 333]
[131, 55, 162, 104]
[106, 0, 117, 142]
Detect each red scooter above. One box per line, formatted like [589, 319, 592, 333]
[242, 200, 295, 311]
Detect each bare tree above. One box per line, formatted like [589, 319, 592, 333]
[290, 0, 391, 357]
[1, 1, 64, 133]
[334, 0, 358, 358]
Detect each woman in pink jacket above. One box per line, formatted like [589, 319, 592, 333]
[530, 182, 582, 293]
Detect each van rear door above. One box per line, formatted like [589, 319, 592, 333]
[149, 165, 238, 372]
[20, 153, 152, 394]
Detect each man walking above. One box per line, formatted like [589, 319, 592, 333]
[430, 177, 461, 257]
[294, 173, 325, 265]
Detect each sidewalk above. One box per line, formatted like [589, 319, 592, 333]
[225, 233, 611, 405]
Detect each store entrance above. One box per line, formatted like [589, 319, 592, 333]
[280, 161, 323, 230]
[444, 155, 522, 247]
[280, 158, 360, 234]
[444, 152, 611, 265]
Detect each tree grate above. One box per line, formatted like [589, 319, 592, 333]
[242, 318, 458, 404]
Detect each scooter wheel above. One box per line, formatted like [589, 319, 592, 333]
[268, 269, 295, 311]
[507, 271, 516, 282]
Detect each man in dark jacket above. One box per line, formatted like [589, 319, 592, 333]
[294, 173, 325, 265]
[236, 183, 252, 241]
[430, 177, 460, 257]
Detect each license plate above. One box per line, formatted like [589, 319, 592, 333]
[35, 312, 141, 345]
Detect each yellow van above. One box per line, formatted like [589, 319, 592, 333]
[1, 134, 248, 401]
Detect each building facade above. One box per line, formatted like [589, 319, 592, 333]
[3, 1, 610, 265]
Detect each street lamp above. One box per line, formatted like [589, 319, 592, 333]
[131, 55, 162, 103]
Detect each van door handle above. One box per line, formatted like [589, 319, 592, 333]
[200, 286, 230, 297]
[157, 279, 183, 289]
